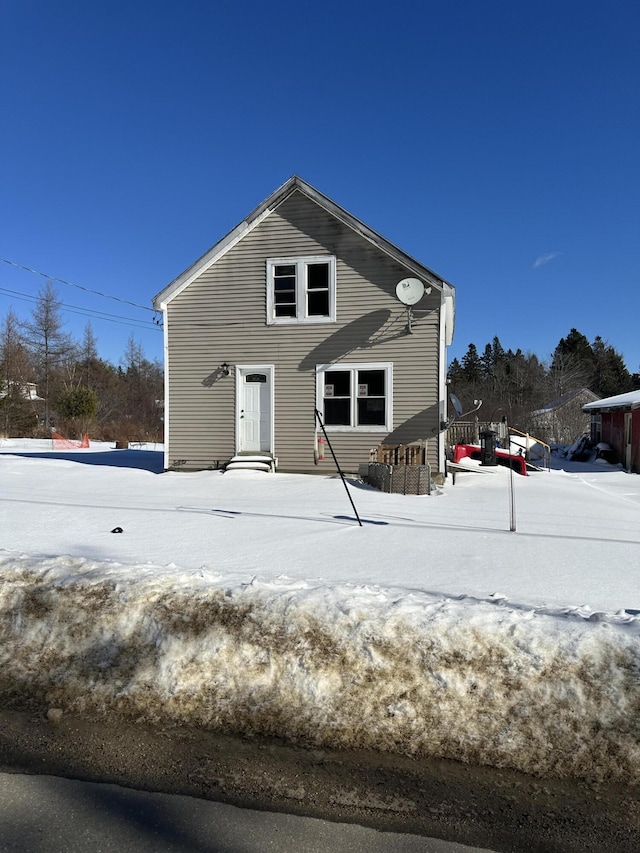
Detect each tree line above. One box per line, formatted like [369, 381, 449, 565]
[4, 283, 637, 445]
[0, 282, 163, 442]
[448, 329, 639, 431]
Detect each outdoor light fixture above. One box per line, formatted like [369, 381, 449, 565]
[221, 362, 230, 376]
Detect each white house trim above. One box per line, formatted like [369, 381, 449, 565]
[235, 364, 275, 455]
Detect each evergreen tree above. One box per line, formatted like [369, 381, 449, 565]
[480, 343, 494, 380]
[489, 339, 510, 405]
[552, 328, 595, 367]
[57, 386, 99, 437]
[491, 336, 506, 365]
[119, 334, 164, 437]
[456, 343, 483, 404]
[0, 310, 37, 435]
[549, 329, 595, 395]
[461, 343, 482, 383]
[591, 337, 634, 397]
[447, 357, 463, 385]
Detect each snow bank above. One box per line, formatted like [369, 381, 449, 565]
[2, 552, 639, 784]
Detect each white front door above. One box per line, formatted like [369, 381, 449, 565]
[238, 366, 273, 453]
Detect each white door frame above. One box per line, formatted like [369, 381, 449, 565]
[235, 364, 275, 454]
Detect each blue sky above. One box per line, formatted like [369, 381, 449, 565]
[1, 0, 638, 371]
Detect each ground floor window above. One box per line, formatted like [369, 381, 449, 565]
[316, 363, 392, 431]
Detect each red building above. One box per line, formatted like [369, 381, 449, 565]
[583, 391, 640, 473]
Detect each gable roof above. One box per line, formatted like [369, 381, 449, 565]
[532, 388, 599, 415]
[583, 390, 640, 412]
[153, 176, 456, 317]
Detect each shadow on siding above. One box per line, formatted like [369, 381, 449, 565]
[383, 405, 440, 446]
[298, 310, 392, 372]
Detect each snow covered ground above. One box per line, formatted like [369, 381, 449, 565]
[1, 438, 639, 785]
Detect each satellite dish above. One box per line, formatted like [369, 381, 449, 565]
[449, 393, 463, 419]
[395, 278, 425, 306]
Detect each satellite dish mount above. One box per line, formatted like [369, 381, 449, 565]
[395, 278, 427, 333]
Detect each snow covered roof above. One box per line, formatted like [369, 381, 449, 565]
[583, 390, 640, 411]
[532, 388, 598, 415]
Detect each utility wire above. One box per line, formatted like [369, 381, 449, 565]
[0, 285, 161, 332]
[0, 256, 156, 313]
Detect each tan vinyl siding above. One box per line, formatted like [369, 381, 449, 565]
[165, 190, 442, 473]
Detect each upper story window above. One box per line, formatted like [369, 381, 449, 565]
[266, 256, 336, 325]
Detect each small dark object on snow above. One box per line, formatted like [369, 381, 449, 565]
[595, 442, 618, 464]
[111, 527, 123, 533]
[567, 435, 592, 462]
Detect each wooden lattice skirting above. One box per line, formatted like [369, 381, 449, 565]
[367, 462, 432, 495]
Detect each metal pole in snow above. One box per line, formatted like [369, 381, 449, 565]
[508, 458, 516, 532]
[314, 408, 363, 527]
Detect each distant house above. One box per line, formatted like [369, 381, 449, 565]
[153, 176, 456, 476]
[531, 388, 600, 444]
[583, 390, 640, 473]
[0, 380, 42, 401]
[0, 380, 42, 438]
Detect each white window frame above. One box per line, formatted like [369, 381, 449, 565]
[316, 362, 393, 432]
[266, 255, 336, 325]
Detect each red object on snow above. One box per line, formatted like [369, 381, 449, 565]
[453, 444, 527, 475]
[52, 432, 90, 449]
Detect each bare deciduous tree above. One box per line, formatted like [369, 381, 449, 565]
[21, 282, 75, 431]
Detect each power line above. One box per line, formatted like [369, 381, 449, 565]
[0, 256, 156, 314]
[0, 285, 161, 332]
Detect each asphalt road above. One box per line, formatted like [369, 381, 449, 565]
[0, 772, 491, 853]
[1, 709, 638, 852]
